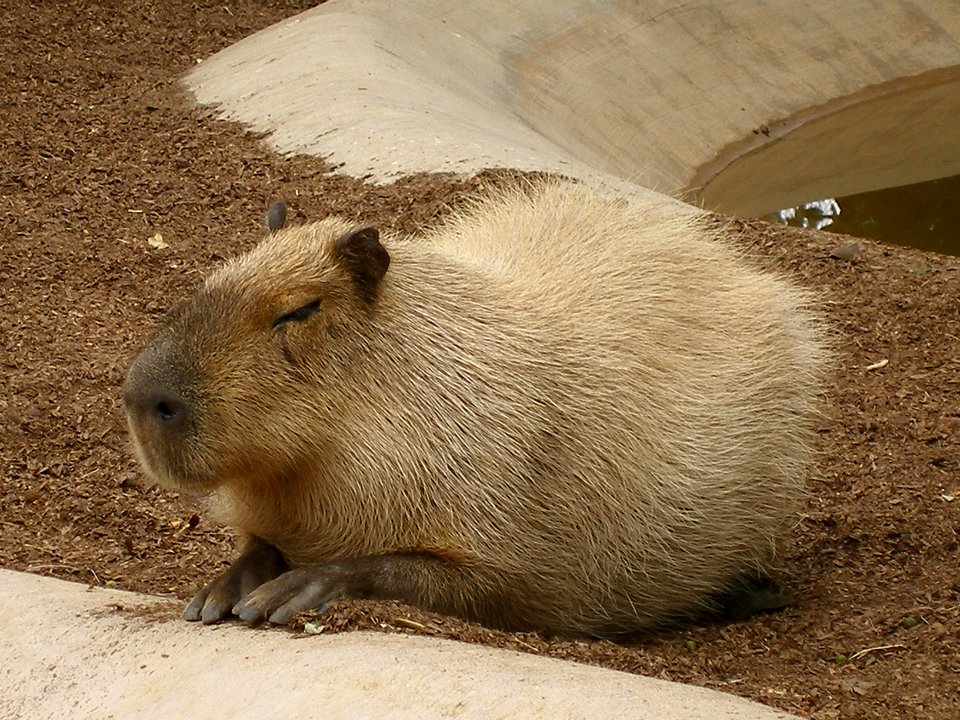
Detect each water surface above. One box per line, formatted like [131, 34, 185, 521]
[769, 173, 960, 256]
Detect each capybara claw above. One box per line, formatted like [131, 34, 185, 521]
[233, 601, 264, 625]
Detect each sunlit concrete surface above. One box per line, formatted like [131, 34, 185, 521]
[185, 0, 960, 215]
[0, 570, 803, 720]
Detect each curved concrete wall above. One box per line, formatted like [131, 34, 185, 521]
[186, 0, 960, 213]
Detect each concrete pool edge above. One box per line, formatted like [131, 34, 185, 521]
[0, 569, 803, 720]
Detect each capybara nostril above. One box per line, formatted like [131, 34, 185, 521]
[152, 394, 187, 425]
[124, 385, 188, 429]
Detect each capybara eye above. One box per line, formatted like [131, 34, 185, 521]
[273, 300, 320, 329]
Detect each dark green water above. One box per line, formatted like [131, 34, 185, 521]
[770, 173, 960, 256]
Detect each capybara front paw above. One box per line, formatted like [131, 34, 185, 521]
[183, 538, 289, 624]
[233, 567, 348, 626]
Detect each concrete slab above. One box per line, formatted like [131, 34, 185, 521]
[0, 570, 802, 720]
[185, 0, 960, 213]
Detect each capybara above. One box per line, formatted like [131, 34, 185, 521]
[123, 181, 828, 636]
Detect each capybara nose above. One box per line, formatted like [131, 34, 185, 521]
[123, 344, 191, 432]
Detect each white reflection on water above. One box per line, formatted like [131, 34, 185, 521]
[764, 173, 960, 255]
[775, 198, 842, 230]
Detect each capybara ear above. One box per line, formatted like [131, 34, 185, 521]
[333, 226, 390, 302]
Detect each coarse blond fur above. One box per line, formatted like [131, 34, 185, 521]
[128, 181, 828, 635]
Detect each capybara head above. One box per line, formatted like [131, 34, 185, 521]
[123, 217, 389, 492]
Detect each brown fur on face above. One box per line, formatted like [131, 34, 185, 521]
[124, 182, 829, 635]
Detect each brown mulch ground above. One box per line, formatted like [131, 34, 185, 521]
[1, 2, 958, 718]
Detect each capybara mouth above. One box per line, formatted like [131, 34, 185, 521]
[125, 408, 220, 492]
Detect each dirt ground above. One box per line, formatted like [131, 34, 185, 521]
[1, 2, 957, 719]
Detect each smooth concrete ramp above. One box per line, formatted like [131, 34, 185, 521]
[0, 570, 801, 720]
[186, 0, 960, 213]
